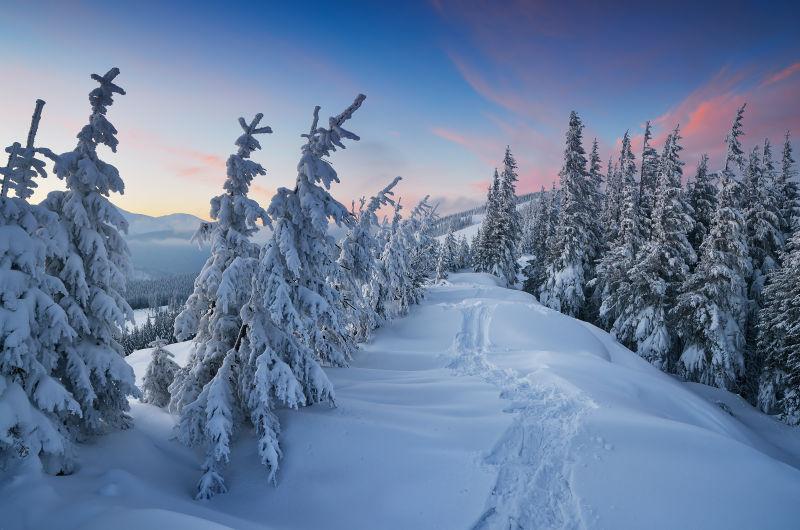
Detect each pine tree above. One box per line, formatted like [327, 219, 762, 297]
[602, 156, 623, 242]
[757, 229, 800, 422]
[593, 132, 642, 329]
[141, 338, 179, 408]
[229, 95, 366, 500]
[495, 146, 521, 285]
[407, 195, 439, 291]
[608, 128, 695, 369]
[522, 187, 549, 294]
[672, 104, 750, 390]
[337, 177, 400, 341]
[474, 170, 501, 275]
[0, 100, 81, 473]
[458, 236, 471, 270]
[539, 111, 593, 316]
[168, 112, 272, 499]
[436, 225, 459, 280]
[687, 154, 717, 255]
[373, 200, 415, 319]
[639, 121, 660, 240]
[44, 68, 138, 436]
[776, 131, 799, 239]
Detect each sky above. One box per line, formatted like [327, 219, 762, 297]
[1, 0, 799, 219]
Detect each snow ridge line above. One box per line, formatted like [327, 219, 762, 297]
[447, 299, 593, 530]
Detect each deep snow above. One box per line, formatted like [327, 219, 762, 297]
[2, 273, 800, 529]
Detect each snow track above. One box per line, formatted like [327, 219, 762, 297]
[447, 296, 594, 529]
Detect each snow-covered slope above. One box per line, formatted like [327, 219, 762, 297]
[3, 273, 799, 529]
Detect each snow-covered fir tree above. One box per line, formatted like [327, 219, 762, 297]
[638, 121, 660, 241]
[227, 96, 366, 500]
[0, 100, 82, 473]
[687, 154, 717, 255]
[141, 338, 179, 408]
[521, 187, 549, 294]
[474, 170, 501, 275]
[671, 104, 750, 391]
[337, 177, 400, 342]
[457, 236, 470, 270]
[592, 131, 642, 329]
[602, 155, 623, 242]
[436, 225, 459, 280]
[539, 111, 593, 316]
[744, 141, 783, 310]
[757, 228, 800, 423]
[742, 141, 784, 400]
[407, 195, 439, 291]
[776, 131, 799, 239]
[44, 68, 138, 437]
[607, 128, 695, 370]
[167, 112, 272, 498]
[372, 199, 414, 320]
[494, 146, 521, 285]
[519, 198, 537, 255]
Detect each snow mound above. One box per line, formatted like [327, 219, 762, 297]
[2, 272, 799, 529]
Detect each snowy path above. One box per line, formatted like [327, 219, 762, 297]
[447, 298, 593, 529]
[4, 273, 800, 529]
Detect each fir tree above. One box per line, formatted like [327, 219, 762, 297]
[44, 68, 138, 436]
[671, 105, 750, 390]
[608, 128, 695, 369]
[539, 111, 593, 316]
[522, 187, 550, 295]
[687, 154, 717, 255]
[141, 338, 179, 408]
[230, 96, 366, 500]
[0, 100, 81, 473]
[593, 132, 641, 329]
[168, 112, 272, 499]
[639, 121, 660, 240]
[757, 228, 800, 422]
[495, 146, 521, 285]
[436, 225, 459, 280]
[776, 131, 799, 238]
[337, 177, 401, 342]
[474, 170, 501, 275]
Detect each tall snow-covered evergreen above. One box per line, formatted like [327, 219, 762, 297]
[229, 95, 366, 500]
[436, 225, 459, 280]
[638, 121, 660, 241]
[608, 128, 695, 370]
[592, 132, 641, 329]
[141, 339, 179, 408]
[495, 146, 521, 285]
[687, 154, 717, 255]
[407, 195, 439, 291]
[776, 131, 799, 239]
[757, 228, 800, 423]
[0, 100, 81, 473]
[539, 111, 593, 316]
[474, 170, 502, 275]
[44, 68, 138, 436]
[168, 112, 272, 498]
[337, 177, 400, 341]
[672, 105, 750, 391]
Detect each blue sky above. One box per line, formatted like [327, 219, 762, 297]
[2, 0, 799, 218]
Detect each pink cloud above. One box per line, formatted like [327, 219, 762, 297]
[761, 61, 800, 88]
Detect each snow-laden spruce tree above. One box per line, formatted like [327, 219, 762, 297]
[539, 111, 593, 316]
[494, 146, 521, 285]
[741, 141, 784, 400]
[436, 225, 459, 280]
[0, 100, 82, 474]
[167, 113, 271, 498]
[221, 95, 366, 500]
[607, 128, 695, 370]
[687, 154, 717, 255]
[757, 228, 800, 422]
[586, 138, 605, 268]
[672, 104, 751, 390]
[521, 187, 549, 294]
[44, 68, 138, 436]
[141, 338, 179, 408]
[744, 141, 783, 310]
[337, 177, 400, 342]
[638, 121, 660, 241]
[602, 156, 622, 242]
[407, 195, 439, 290]
[474, 170, 501, 275]
[519, 199, 537, 255]
[776, 131, 799, 240]
[592, 131, 642, 329]
[457, 236, 470, 270]
[169, 113, 271, 415]
[372, 199, 415, 319]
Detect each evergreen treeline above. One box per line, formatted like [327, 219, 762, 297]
[119, 301, 185, 355]
[125, 272, 197, 310]
[511, 105, 800, 424]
